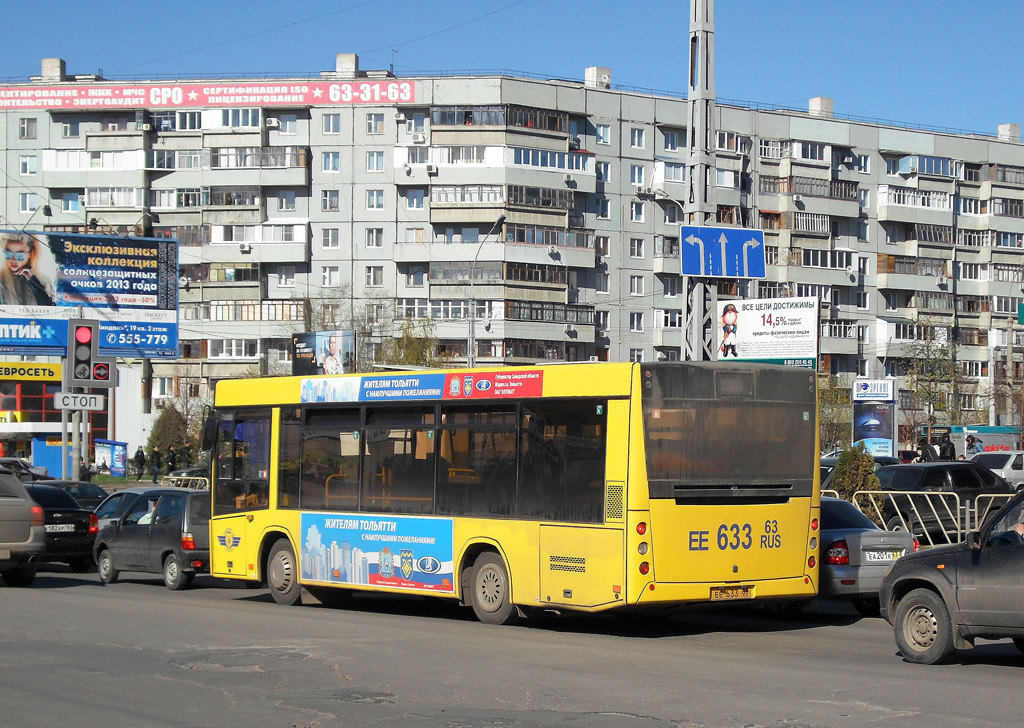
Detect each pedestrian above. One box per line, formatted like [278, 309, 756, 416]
[915, 437, 939, 462]
[966, 435, 984, 455]
[133, 445, 146, 481]
[150, 445, 163, 483]
[938, 434, 956, 461]
[166, 445, 177, 475]
[182, 442, 194, 468]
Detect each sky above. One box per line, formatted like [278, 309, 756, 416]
[0, 0, 1020, 136]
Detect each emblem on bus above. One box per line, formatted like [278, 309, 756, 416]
[217, 529, 241, 552]
[379, 547, 394, 578]
[416, 556, 441, 574]
[449, 377, 460, 397]
[463, 376, 473, 397]
[475, 379, 492, 392]
[401, 549, 414, 580]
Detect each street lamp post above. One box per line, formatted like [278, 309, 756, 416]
[467, 214, 506, 368]
[637, 190, 686, 359]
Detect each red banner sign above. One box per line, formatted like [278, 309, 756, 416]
[0, 80, 415, 110]
[442, 370, 544, 400]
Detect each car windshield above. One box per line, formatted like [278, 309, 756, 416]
[821, 499, 878, 530]
[973, 453, 1011, 469]
[26, 486, 79, 509]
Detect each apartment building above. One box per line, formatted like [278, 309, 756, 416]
[2, 54, 1023, 429]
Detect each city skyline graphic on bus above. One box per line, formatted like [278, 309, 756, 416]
[300, 513, 455, 593]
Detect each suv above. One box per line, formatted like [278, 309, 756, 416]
[93, 489, 210, 590]
[0, 469, 46, 586]
[873, 462, 1013, 537]
[880, 490, 1024, 664]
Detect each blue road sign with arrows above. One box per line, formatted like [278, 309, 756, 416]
[681, 226, 766, 278]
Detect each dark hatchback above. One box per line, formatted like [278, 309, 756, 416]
[880, 490, 1024, 664]
[23, 483, 97, 572]
[94, 489, 210, 590]
[874, 461, 1013, 535]
[45, 481, 109, 510]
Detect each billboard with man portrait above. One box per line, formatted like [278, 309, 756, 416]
[292, 330, 356, 376]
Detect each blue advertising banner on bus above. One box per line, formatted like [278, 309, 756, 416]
[300, 513, 455, 593]
[0, 230, 178, 358]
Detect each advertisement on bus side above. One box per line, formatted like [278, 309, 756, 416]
[300, 513, 455, 593]
[299, 370, 544, 403]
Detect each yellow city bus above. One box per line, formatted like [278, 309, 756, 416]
[204, 361, 820, 623]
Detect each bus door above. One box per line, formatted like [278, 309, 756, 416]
[210, 514, 250, 577]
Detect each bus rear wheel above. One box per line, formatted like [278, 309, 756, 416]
[469, 552, 520, 625]
[267, 539, 301, 606]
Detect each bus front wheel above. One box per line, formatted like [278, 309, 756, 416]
[469, 552, 520, 625]
[267, 539, 301, 606]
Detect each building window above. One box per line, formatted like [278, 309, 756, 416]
[596, 161, 610, 182]
[322, 151, 340, 172]
[663, 276, 680, 298]
[664, 131, 678, 151]
[665, 163, 685, 182]
[19, 118, 36, 139]
[279, 114, 297, 134]
[630, 165, 644, 186]
[629, 238, 644, 258]
[596, 272, 609, 294]
[595, 235, 610, 255]
[366, 228, 384, 248]
[323, 114, 341, 134]
[629, 348, 644, 363]
[630, 201, 644, 222]
[221, 108, 261, 128]
[597, 198, 611, 220]
[630, 312, 644, 332]
[858, 221, 869, 241]
[664, 205, 678, 224]
[365, 266, 384, 287]
[61, 191, 81, 212]
[859, 189, 870, 209]
[854, 153, 870, 173]
[278, 266, 295, 288]
[366, 113, 385, 134]
[366, 189, 384, 209]
[19, 156, 36, 176]
[405, 265, 427, 286]
[630, 275, 644, 296]
[62, 120, 79, 138]
[278, 190, 296, 211]
[320, 189, 339, 211]
[322, 265, 340, 288]
[596, 124, 610, 145]
[322, 228, 340, 249]
[366, 150, 384, 172]
[857, 291, 869, 310]
[19, 193, 37, 212]
[406, 188, 424, 209]
[630, 128, 645, 149]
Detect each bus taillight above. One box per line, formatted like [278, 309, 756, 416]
[807, 556, 816, 568]
[636, 522, 647, 535]
[810, 518, 819, 531]
[639, 561, 650, 575]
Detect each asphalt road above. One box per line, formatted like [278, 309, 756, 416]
[1, 566, 1023, 728]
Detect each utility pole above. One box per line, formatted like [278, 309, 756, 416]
[684, 0, 719, 360]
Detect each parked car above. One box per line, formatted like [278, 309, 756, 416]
[820, 455, 901, 491]
[880, 490, 1024, 664]
[23, 483, 97, 573]
[0, 457, 51, 482]
[94, 489, 210, 590]
[873, 461, 1014, 538]
[0, 470, 46, 586]
[45, 481, 109, 510]
[970, 450, 1024, 492]
[765, 497, 916, 617]
[93, 486, 176, 529]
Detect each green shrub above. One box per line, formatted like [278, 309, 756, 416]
[829, 443, 880, 501]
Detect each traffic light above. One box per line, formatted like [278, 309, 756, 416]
[65, 320, 116, 389]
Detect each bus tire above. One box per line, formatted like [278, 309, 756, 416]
[893, 588, 955, 664]
[267, 538, 301, 606]
[469, 552, 520, 625]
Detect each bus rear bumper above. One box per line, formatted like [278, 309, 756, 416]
[631, 576, 817, 606]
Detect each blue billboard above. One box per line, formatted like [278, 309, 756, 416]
[0, 230, 178, 358]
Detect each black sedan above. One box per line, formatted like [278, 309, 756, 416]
[45, 481, 109, 510]
[23, 483, 97, 572]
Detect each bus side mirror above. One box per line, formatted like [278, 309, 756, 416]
[200, 415, 218, 453]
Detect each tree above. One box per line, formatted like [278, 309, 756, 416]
[901, 324, 964, 436]
[818, 372, 852, 453]
[828, 443, 880, 502]
[147, 402, 187, 457]
[376, 319, 449, 368]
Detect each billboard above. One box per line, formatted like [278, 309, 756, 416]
[715, 296, 819, 367]
[291, 330, 356, 376]
[853, 401, 895, 457]
[0, 230, 178, 358]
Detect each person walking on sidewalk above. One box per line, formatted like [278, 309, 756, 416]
[133, 445, 146, 482]
[150, 446, 163, 483]
[166, 445, 177, 475]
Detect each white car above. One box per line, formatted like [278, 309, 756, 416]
[971, 450, 1024, 492]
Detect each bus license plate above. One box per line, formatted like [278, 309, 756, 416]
[710, 585, 752, 601]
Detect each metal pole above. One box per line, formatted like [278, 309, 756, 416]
[60, 409, 68, 479]
[466, 214, 505, 369]
[71, 409, 81, 481]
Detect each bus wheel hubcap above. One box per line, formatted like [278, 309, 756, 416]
[271, 553, 294, 592]
[478, 567, 503, 611]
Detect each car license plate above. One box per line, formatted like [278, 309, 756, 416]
[45, 524, 75, 533]
[864, 550, 902, 563]
[710, 585, 753, 601]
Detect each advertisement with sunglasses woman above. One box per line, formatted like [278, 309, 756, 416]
[0, 232, 55, 306]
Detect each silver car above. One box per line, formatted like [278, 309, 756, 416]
[971, 450, 1024, 492]
[0, 470, 46, 586]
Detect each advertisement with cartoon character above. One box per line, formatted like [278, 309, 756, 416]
[300, 513, 454, 592]
[715, 296, 818, 367]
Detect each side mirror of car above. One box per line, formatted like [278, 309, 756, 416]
[967, 531, 982, 552]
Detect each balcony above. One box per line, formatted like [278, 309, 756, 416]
[878, 185, 953, 225]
